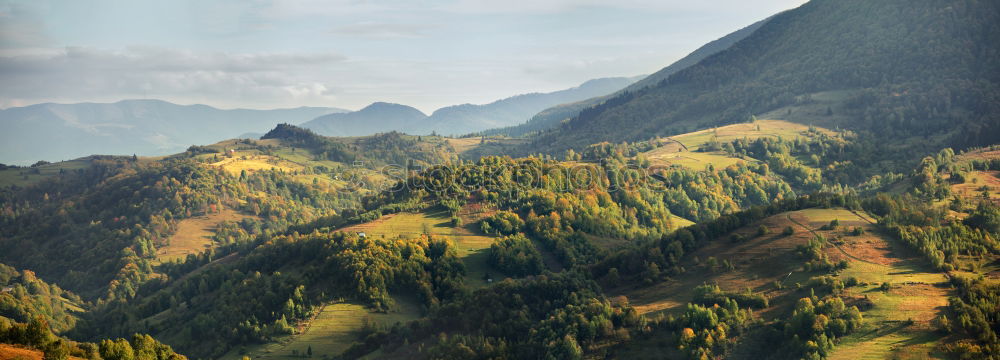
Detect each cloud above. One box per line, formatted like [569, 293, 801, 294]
[0, 46, 348, 109]
[0, 1, 52, 48]
[330, 22, 438, 39]
[0, 0, 810, 112]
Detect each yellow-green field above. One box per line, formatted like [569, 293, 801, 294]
[194, 139, 391, 192]
[211, 154, 302, 175]
[0, 158, 93, 187]
[670, 214, 696, 228]
[155, 207, 253, 263]
[785, 209, 951, 360]
[642, 119, 837, 171]
[339, 207, 500, 287]
[221, 298, 421, 360]
[674, 119, 834, 150]
[950, 170, 1000, 203]
[445, 137, 528, 158]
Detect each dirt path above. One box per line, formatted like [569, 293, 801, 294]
[665, 137, 689, 151]
[786, 214, 889, 268]
[849, 210, 876, 225]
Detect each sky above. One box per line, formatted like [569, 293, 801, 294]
[0, 0, 807, 113]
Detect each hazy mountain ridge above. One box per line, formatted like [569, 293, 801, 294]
[301, 76, 640, 138]
[0, 99, 347, 165]
[420, 76, 641, 136]
[482, 16, 771, 137]
[300, 102, 428, 137]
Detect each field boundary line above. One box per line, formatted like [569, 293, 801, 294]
[786, 213, 889, 268]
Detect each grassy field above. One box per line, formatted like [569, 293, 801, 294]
[338, 206, 501, 287]
[642, 120, 836, 171]
[950, 170, 1000, 204]
[785, 209, 951, 360]
[670, 214, 696, 228]
[615, 211, 820, 319]
[211, 154, 303, 176]
[155, 207, 253, 263]
[223, 206, 506, 360]
[612, 207, 951, 359]
[222, 298, 422, 360]
[0, 158, 93, 187]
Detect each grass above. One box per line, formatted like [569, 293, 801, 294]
[670, 214, 696, 228]
[221, 298, 422, 360]
[0, 158, 93, 187]
[339, 207, 501, 287]
[950, 170, 1000, 203]
[673, 119, 833, 150]
[785, 209, 952, 359]
[614, 207, 951, 359]
[220, 206, 503, 360]
[194, 139, 393, 193]
[642, 119, 837, 171]
[210, 154, 303, 176]
[155, 207, 253, 263]
[616, 212, 819, 319]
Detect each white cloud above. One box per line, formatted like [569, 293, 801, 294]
[0, 46, 348, 109]
[0, 1, 52, 48]
[0, 0, 809, 111]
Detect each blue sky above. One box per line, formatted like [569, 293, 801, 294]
[0, 0, 806, 112]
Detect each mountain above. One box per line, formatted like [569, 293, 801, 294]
[522, 0, 1000, 157]
[301, 77, 640, 137]
[4, 1, 1000, 359]
[419, 76, 640, 136]
[300, 102, 427, 137]
[0, 99, 346, 165]
[485, 16, 771, 137]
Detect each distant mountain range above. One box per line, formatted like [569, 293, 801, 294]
[0, 76, 640, 164]
[0, 100, 346, 165]
[301, 76, 642, 137]
[301, 102, 428, 137]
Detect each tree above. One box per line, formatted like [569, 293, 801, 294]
[43, 340, 69, 360]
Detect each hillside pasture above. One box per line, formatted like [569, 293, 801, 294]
[337, 207, 500, 287]
[155, 207, 253, 263]
[614, 207, 952, 359]
[950, 170, 1000, 204]
[0, 158, 93, 187]
[784, 209, 951, 360]
[614, 212, 818, 319]
[222, 298, 421, 360]
[641, 120, 836, 171]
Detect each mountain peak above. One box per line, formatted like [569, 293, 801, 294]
[359, 102, 426, 116]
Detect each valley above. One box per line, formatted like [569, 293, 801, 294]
[2, 0, 1000, 359]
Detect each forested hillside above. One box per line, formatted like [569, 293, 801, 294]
[522, 0, 1000, 160]
[482, 16, 771, 138]
[3, 0, 1000, 359]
